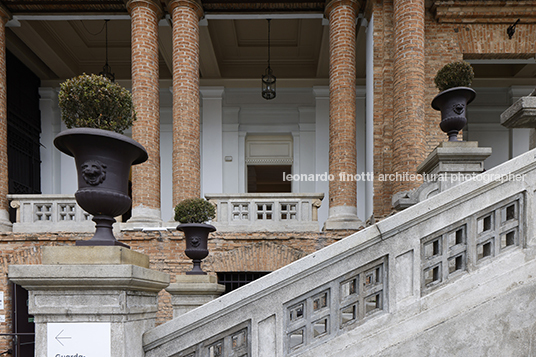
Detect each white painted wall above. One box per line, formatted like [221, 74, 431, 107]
[38, 85, 371, 229]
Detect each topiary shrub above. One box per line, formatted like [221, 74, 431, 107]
[434, 61, 474, 92]
[174, 198, 216, 224]
[58, 73, 136, 134]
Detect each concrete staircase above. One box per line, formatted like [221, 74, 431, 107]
[143, 148, 536, 357]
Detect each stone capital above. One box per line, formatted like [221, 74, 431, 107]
[125, 0, 164, 19]
[325, 0, 362, 19]
[166, 0, 204, 20]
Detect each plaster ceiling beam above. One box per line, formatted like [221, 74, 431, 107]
[158, 18, 173, 76]
[9, 21, 78, 79]
[205, 14, 323, 20]
[315, 20, 329, 78]
[12, 15, 131, 21]
[199, 21, 221, 79]
[513, 64, 536, 78]
[5, 28, 57, 79]
[355, 18, 367, 78]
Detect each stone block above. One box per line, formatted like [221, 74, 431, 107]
[42, 246, 150, 268]
[500, 96, 536, 129]
[166, 274, 225, 318]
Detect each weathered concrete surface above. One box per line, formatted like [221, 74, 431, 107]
[377, 282, 536, 357]
[42, 246, 150, 267]
[9, 260, 169, 357]
[166, 275, 225, 318]
[501, 96, 536, 129]
[301, 248, 536, 357]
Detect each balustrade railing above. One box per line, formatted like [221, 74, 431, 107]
[8, 194, 94, 233]
[143, 148, 536, 357]
[205, 193, 324, 232]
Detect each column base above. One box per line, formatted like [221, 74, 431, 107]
[0, 209, 12, 232]
[166, 275, 225, 318]
[324, 206, 364, 231]
[124, 205, 163, 229]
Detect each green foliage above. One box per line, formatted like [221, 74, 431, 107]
[174, 198, 216, 224]
[434, 61, 474, 92]
[58, 74, 136, 134]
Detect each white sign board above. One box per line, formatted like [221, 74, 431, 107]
[47, 322, 111, 357]
[0, 291, 4, 310]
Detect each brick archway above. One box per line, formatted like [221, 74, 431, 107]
[206, 241, 308, 272]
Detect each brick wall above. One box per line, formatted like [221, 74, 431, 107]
[373, 0, 396, 217]
[325, 0, 361, 210]
[392, 0, 426, 194]
[0, 11, 8, 219]
[128, 0, 163, 212]
[0, 228, 353, 350]
[169, 0, 204, 205]
[372, 1, 534, 218]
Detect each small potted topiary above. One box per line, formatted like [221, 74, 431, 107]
[431, 61, 476, 141]
[53, 74, 148, 248]
[175, 198, 216, 275]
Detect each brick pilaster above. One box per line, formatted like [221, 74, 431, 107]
[0, 6, 11, 231]
[392, 0, 426, 194]
[169, 0, 203, 206]
[324, 0, 364, 230]
[126, 0, 164, 225]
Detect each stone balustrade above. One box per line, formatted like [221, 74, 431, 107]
[143, 148, 536, 357]
[8, 194, 95, 233]
[205, 193, 324, 232]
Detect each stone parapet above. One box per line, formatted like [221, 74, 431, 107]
[206, 193, 324, 232]
[143, 146, 536, 357]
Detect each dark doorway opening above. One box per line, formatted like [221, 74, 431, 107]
[7, 50, 42, 222]
[247, 165, 291, 193]
[11, 283, 35, 357]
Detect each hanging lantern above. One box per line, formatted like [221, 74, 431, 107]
[261, 19, 276, 100]
[99, 20, 115, 82]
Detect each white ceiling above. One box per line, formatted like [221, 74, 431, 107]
[5, 15, 368, 86]
[6, 15, 533, 88]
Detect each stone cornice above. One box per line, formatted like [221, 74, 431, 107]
[431, 0, 536, 23]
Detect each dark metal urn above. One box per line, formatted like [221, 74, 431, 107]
[431, 87, 476, 142]
[177, 223, 216, 275]
[54, 128, 148, 248]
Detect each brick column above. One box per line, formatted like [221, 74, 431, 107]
[392, 0, 426, 194]
[126, 0, 164, 227]
[169, 0, 203, 206]
[324, 0, 363, 230]
[0, 6, 11, 232]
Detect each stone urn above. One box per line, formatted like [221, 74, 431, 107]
[54, 128, 148, 248]
[432, 87, 476, 141]
[177, 223, 216, 275]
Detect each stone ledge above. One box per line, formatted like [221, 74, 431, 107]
[8, 264, 170, 293]
[42, 246, 150, 268]
[500, 96, 536, 129]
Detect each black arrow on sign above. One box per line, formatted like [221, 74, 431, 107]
[55, 329, 71, 346]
